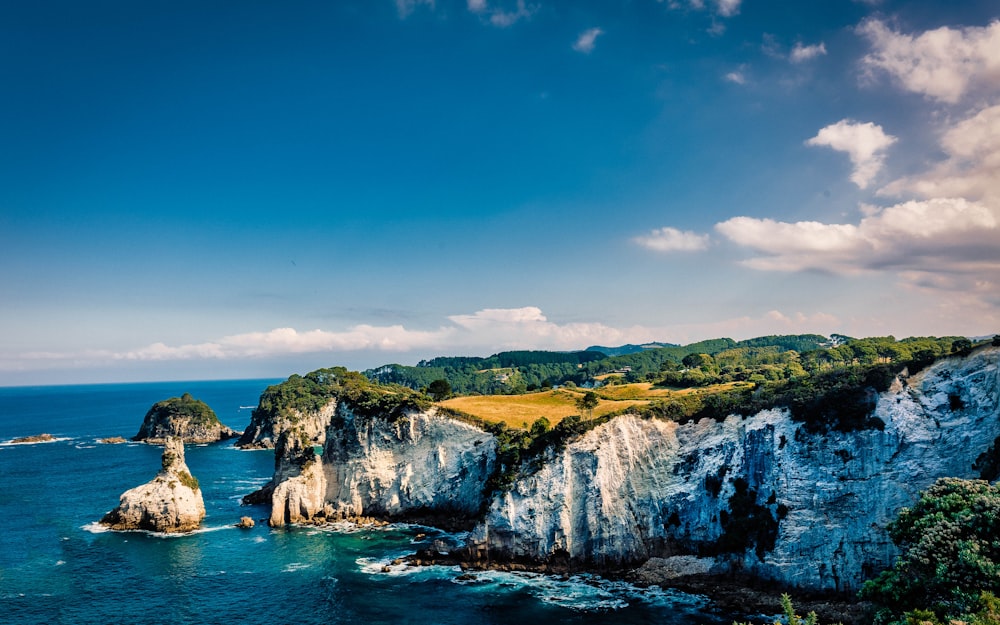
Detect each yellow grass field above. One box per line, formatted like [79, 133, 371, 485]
[437, 389, 648, 429]
[436, 381, 753, 429]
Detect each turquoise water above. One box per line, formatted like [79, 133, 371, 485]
[0, 380, 730, 624]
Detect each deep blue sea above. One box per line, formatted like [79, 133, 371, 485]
[0, 379, 731, 625]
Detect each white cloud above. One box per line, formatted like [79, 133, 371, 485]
[806, 119, 897, 188]
[715, 197, 999, 274]
[633, 227, 711, 252]
[715, 0, 741, 17]
[858, 19, 1000, 103]
[790, 42, 827, 63]
[724, 70, 747, 85]
[395, 0, 434, 18]
[881, 103, 1000, 204]
[0, 308, 656, 370]
[661, 0, 739, 18]
[488, 0, 534, 27]
[466, 0, 534, 27]
[572, 28, 604, 54]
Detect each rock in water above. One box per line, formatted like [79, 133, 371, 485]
[236, 516, 255, 529]
[133, 393, 238, 444]
[100, 438, 206, 533]
[9, 433, 56, 444]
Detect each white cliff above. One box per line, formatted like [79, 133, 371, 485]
[236, 398, 334, 449]
[322, 406, 497, 520]
[246, 348, 999, 593]
[264, 431, 328, 527]
[253, 403, 498, 527]
[100, 437, 206, 533]
[469, 347, 1000, 592]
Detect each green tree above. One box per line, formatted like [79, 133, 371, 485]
[576, 391, 599, 417]
[427, 379, 452, 401]
[952, 338, 973, 354]
[861, 478, 1000, 624]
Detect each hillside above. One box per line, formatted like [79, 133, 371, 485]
[365, 334, 834, 394]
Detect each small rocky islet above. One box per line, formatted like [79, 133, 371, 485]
[9, 433, 57, 444]
[132, 392, 239, 444]
[100, 437, 206, 533]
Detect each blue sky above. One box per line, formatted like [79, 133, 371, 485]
[2, 0, 998, 385]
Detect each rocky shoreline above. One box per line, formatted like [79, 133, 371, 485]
[397, 545, 871, 624]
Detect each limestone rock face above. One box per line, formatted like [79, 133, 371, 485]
[467, 347, 1000, 592]
[133, 393, 238, 444]
[101, 438, 206, 533]
[235, 398, 333, 450]
[259, 431, 328, 527]
[248, 403, 497, 527]
[322, 406, 497, 521]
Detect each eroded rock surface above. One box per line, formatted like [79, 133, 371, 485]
[466, 348, 1000, 592]
[100, 438, 206, 533]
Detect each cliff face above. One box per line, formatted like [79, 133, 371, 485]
[254, 402, 497, 527]
[322, 406, 497, 521]
[247, 348, 999, 592]
[468, 347, 1000, 592]
[263, 431, 328, 527]
[101, 438, 206, 533]
[235, 399, 333, 450]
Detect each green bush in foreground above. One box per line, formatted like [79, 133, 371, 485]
[861, 478, 1000, 625]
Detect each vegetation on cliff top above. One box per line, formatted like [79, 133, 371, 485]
[254, 367, 431, 424]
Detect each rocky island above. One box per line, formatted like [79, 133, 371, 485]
[133, 392, 238, 443]
[100, 437, 206, 532]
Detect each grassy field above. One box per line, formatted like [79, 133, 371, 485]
[439, 389, 649, 428]
[437, 381, 752, 429]
[437, 389, 648, 429]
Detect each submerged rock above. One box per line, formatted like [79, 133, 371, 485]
[100, 437, 206, 533]
[133, 393, 238, 444]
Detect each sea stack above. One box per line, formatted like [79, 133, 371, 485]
[100, 437, 206, 533]
[133, 393, 239, 443]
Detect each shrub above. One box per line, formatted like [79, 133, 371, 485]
[860, 478, 1000, 624]
[176, 470, 200, 492]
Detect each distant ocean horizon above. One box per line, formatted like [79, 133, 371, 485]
[0, 379, 731, 625]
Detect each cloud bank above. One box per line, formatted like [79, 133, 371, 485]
[0, 307, 850, 374]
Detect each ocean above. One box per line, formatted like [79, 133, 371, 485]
[0, 379, 732, 625]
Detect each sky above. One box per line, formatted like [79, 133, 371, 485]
[1, 0, 999, 385]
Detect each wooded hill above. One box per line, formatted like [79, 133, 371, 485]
[364, 334, 970, 396]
